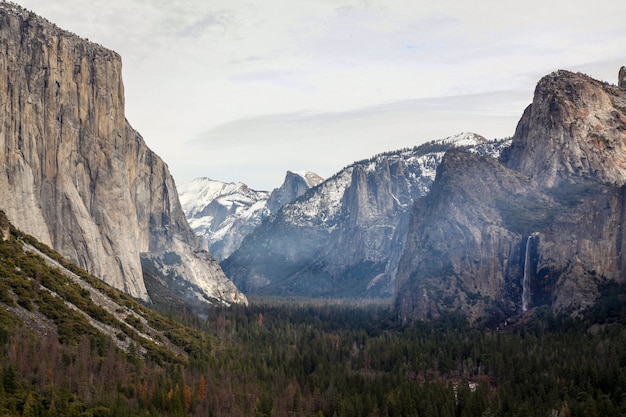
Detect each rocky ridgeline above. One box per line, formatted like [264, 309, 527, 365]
[395, 70, 626, 324]
[0, 3, 246, 307]
[222, 133, 510, 298]
[178, 171, 323, 262]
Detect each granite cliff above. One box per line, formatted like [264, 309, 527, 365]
[395, 70, 626, 324]
[265, 170, 324, 214]
[0, 3, 246, 307]
[222, 133, 510, 298]
[502, 70, 626, 188]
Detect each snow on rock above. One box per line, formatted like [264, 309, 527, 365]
[178, 171, 323, 261]
[223, 133, 511, 299]
[178, 178, 270, 261]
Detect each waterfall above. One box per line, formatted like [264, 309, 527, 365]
[522, 235, 532, 312]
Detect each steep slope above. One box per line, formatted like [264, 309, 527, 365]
[266, 170, 324, 213]
[178, 171, 323, 261]
[0, 209, 232, 415]
[179, 178, 270, 261]
[395, 70, 626, 324]
[0, 3, 245, 307]
[395, 150, 560, 323]
[501, 70, 626, 187]
[222, 133, 510, 298]
[0, 210, 194, 363]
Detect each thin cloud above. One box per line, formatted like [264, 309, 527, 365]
[15, 0, 626, 190]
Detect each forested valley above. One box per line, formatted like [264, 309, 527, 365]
[0, 210, 624, 416]
[1, 259, 626, 417]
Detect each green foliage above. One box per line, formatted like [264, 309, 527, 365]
[0, 211, 625, 416]
[585, 281, 626, 323]
[0, 290, 625, 416]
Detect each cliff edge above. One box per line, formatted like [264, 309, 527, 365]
[0, 3, 246, 307]
[395, 70, 626, 324]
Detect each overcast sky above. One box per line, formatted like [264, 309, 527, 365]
[16, 0, 626, 190]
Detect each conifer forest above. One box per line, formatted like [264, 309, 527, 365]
[0, 222, 625, 417]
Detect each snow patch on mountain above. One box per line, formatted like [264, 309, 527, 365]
[178, 171, 323, 261]
[178, 178, 270, 261]
[222, 132, 512, 299]
[441, 131, 489, 147]
[283, 132, 502, 228]
[282, 167, 354, 227]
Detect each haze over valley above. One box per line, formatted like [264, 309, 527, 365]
[0, 2, 626, 416]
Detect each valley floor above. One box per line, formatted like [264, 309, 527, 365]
[4, 296, 625, 416]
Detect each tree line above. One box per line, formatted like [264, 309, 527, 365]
[1, 221, 626, 416]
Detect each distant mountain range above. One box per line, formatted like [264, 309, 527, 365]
[178, 171, 323, 261]
[183, 68, 626, 325]
[183, 133, 510, 298]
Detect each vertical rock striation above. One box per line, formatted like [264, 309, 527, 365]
[0, 3, 246, 306]
[395, 70, 626, 324]
[501, 71, 626, 188]
[222, 133, 509, 298]
[394, 150, 555, 323]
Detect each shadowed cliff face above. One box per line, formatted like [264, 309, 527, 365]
[395, 71, 626, 325]
[222, 133, 508, 299]
[0, 4, 246, 306]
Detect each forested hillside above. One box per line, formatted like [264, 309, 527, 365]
[1, 211, 625, 417]
[0, 207, 624, 416]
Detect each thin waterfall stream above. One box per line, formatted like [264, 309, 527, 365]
[522, 235, 532, 312]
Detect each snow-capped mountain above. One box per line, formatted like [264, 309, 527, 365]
[178, 171, 323, 261]
[222, 133, 511, 298]
[178, 179, 269, 262]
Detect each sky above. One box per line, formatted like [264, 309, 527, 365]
[15, 0, 626, 190]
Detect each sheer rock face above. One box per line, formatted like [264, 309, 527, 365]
[0, 4, 246, 306]
[222, 133, 508, 299]
[619, 66, 626, 89]
[502, 70, 626, 188]
[395, 71, 626, 324]
[266, 171, 324, 214]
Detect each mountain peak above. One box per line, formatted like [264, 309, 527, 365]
[0, 2, 245, 308]
[178, 171, 322, 262]
[396, 68, 626, 325]
[440, 132, 489, 147]
[266, 170, 324, 214]
[501, 69, 626, 188]
[288, 171, 325, 188]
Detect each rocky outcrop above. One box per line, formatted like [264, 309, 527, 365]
[266, 171, 324, 214]
[501, 71, 626, 188]
[0, 4, 246, 306]
[0, 211, 10, 241]
[178, 171, 323, 262]
[395, 70, 626, 324]
[222, 133, 510, 298]
[619, 66, 626, 89]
